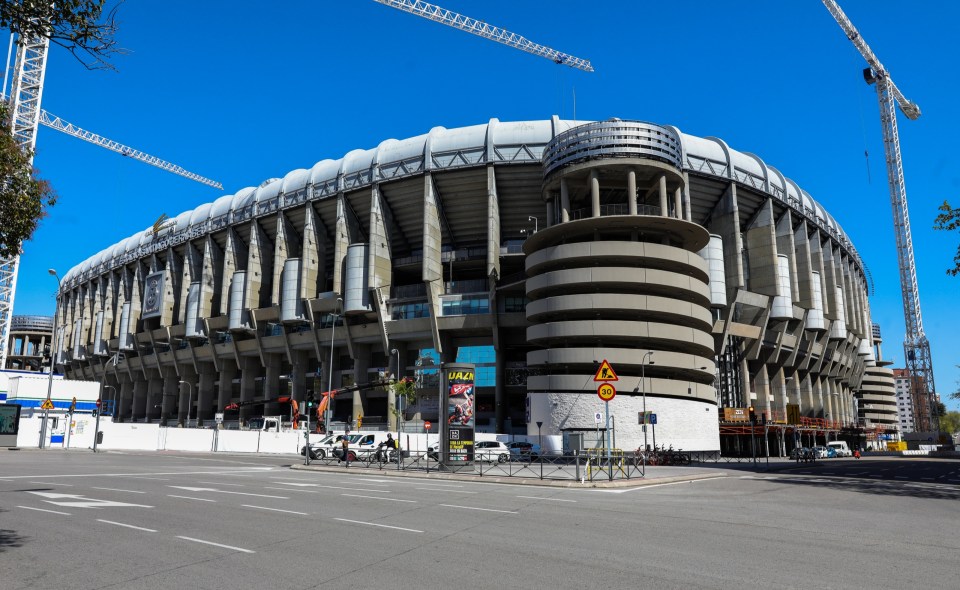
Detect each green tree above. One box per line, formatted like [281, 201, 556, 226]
[0, 1, 122, 257]
[934, 201, 960, 276]
[939, 411, 960, 437]
[0, 103, 56, 258]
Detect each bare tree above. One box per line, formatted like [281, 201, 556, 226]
[0, 1, 125, 71]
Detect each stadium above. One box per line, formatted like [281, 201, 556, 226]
[53, 117, 898, 454]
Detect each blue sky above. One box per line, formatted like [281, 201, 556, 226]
[8, 1, 960, 409]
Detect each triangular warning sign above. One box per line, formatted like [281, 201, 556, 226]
[40, 399, 55, 410]
[593, 360, 618, 382]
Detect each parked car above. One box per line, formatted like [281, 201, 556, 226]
[790, 447, 812, 460]
[826, 441, 853, 457]
[475, 440, 510, 463]
[507, 441, 541, 460]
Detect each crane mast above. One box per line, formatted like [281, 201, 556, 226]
[822, 0, 938, 432]
[0, 32, 222, 370]
[372, 0, 594, 72]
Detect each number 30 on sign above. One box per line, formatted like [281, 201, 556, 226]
[597, 383, 616, 401]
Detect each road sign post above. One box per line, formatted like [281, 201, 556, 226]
[93, 399, 102, 453]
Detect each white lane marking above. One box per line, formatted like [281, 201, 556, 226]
[176, 536, 255, 553]
[97, 519, 157, 532]
[334, 518, 422, 533]
[271, 482, 320, 488]
[342, 494, 416, 503]
[1, 468, 274, 480]
[125, 476, 169, 481]
[30, 481, 74, 487]
[516, 496, 577, 503]
[595, 478, 728, 494]
[17, 505, 71, 515]
[197, 481, 247, 487]
[264, 486, 319, 494]
[27, 491, 153, 509]
[282, 483, 395, 494]
[167, 486, 288, 499]
[168, 495, 216, 502]
[241, 505, 309, 516]
[415, 488, 478, 494]
[439, 504, 517, 514]
[93, 487, 147, 494]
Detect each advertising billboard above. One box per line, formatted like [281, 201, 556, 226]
[441, 363, 475, 470]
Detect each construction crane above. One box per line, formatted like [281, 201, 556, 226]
[372, 0, 594, 72]
[0, 33, 222, 370]
[821, 0, 938, 433]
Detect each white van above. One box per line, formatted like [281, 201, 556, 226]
[826, 441, 852, 457]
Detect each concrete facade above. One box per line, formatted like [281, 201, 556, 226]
[53, 118, 877, 452]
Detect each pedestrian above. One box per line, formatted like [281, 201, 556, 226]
[342, 435, 350, 467]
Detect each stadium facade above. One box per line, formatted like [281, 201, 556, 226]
[53, 118, 897, 453]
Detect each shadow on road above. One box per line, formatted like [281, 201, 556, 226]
[0, 509, 26, 553]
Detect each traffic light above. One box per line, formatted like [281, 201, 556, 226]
[356, 413, 363, 429]
[306, 395, 315, 409]
[748, 406, 756, 424]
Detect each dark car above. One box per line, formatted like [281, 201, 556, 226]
[507, 441, 541, 460]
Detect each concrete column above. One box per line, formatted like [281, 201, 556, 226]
[131, 379, 148, 422]
[291, 350, 308, 405]
[322, 343, 340, 427]
[495, 348, 505, 432]
[146, 375, 163, 421]
[798, 374, 814, 418]
[560, 178, 570, 223]
[161, 368, 178, 426]
[546, 199, 555, 229]
[673, 187, 682, 220]
[589, 170, 600, 218]
[263, 354, 283, 417]
[658, 175, 668, 216]
[239, 356, 259, 425]
[217, 360, 237, 417]
[627, 169, 637, 215]
[352, 345, 370, 428]
[117, 377, 133, 423]
[197, 362, 216, 426]
[754, 369, 772, 421]
[814, 378, 827, 419]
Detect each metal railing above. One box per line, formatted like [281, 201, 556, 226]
[543, 120, 683, 178]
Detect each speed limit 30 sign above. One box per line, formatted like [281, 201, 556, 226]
[597, 382, 616, 401]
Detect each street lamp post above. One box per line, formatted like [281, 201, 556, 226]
[640, 351, 655, 467]
[325, 298, 343, 434]
[528, 216, 538, 234]
[178, 381, 194, 427]
[40, 269, 62, 449]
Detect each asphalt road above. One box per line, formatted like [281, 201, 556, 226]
[1, 451, 957, 589]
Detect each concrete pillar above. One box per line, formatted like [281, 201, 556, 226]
[132, 379, 148, 422]
[146, 375, 163, 421]
[495, 348, 505, 432]
[263, 354, 283, 417]
[291, 350, 308, 405]
[560, 178, 570, 223]
[239, 356, 259, 425]
[161, 368, 178, 426]
[627, 169, 637, 215]
[674, 187, 682, 220]
[589, 170, 600, 218]
[197, 363, 216, 426]
[658, 175, 668, 216]
[117, 377, 133, 423]
[352, 345, 370, 428]
[217, 360, 237, 417]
